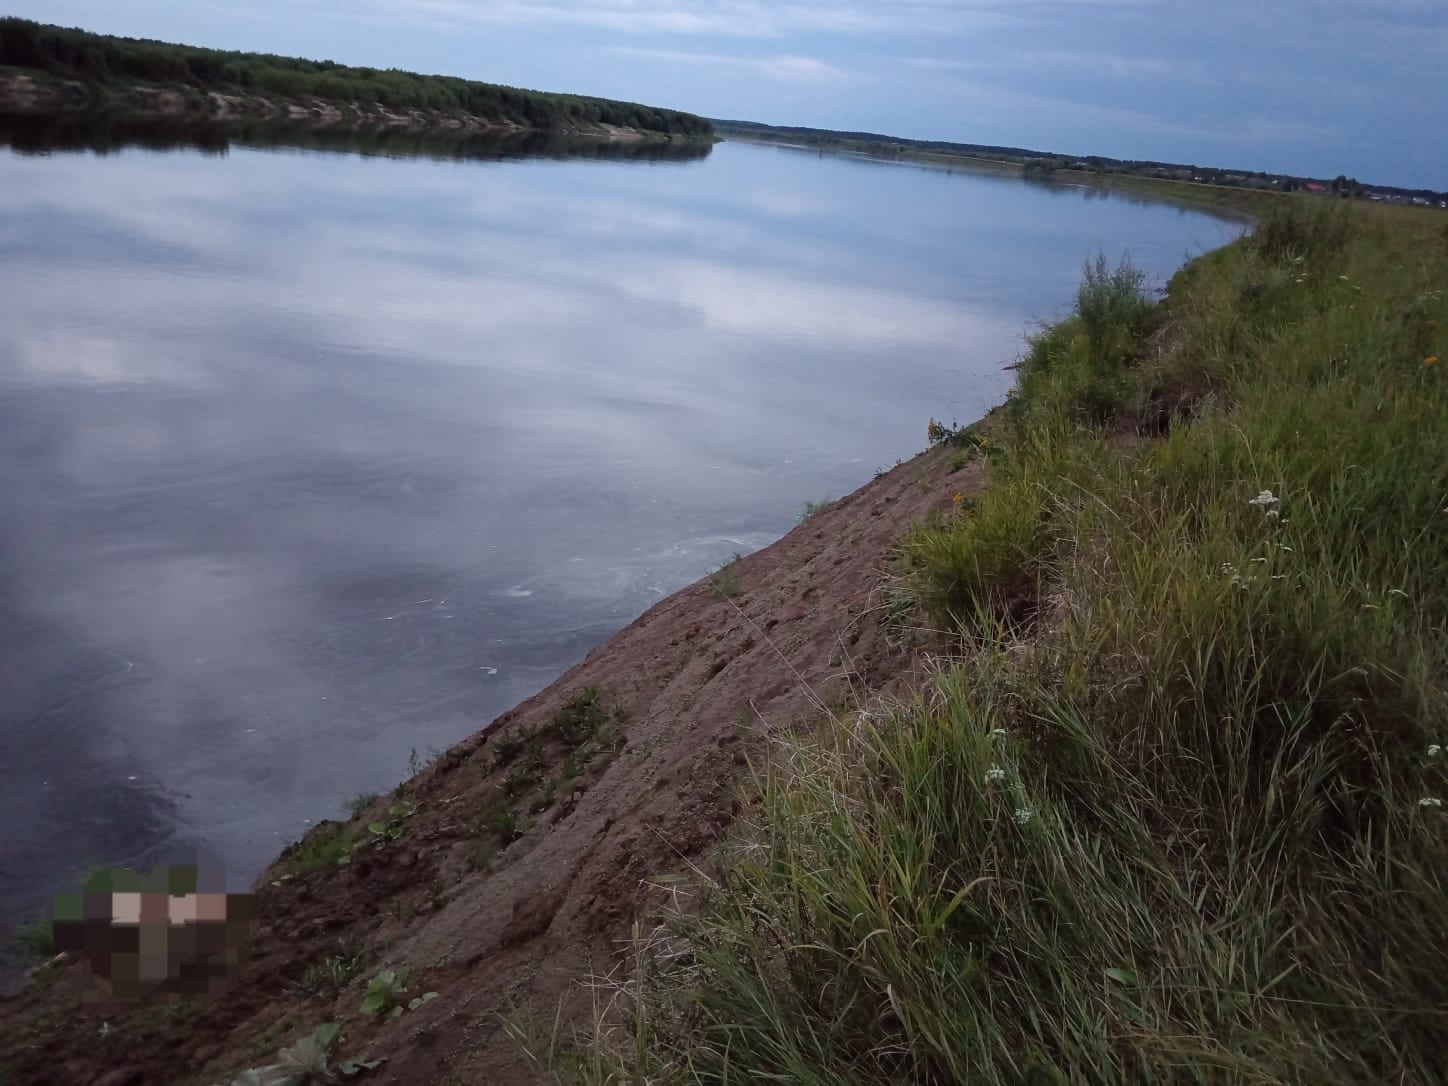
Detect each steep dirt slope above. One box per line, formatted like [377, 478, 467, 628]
[0, 443, 981, 1086]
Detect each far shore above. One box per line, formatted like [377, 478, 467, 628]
[0, 70, 704, 145]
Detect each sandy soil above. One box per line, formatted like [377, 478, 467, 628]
[0, 441, 985, 1086]
[0, 73, 40, 110]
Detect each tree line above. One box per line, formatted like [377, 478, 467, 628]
[715, 121, 1447, 207]
[0, 18, 713, 138]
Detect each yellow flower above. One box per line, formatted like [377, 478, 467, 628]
[952, 492, 964, 504]
[1426, 355, 1440, 367]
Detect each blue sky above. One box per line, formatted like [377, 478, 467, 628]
[11, 0, 1446, 188]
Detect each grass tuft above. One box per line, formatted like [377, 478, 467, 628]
[9, 919, 54, 963]
[280, 822, 358, 876]
[709, 554, 744, 598]
[343, 791, 380, 817]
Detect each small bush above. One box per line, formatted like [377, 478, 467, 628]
[10, 918, 54, 962]
[1009, 255, 1157, 427]
[360, 968, 437, 1020]
[1076, 252, 1152, 352]
[901, 471, 1047, 626]
[492, 731, 525, 765]
[343, 791, 379, 817]
[281, 822, 358, 875]
[483, 798, 517, 841]
[549, 688, 608, 746]
[709, 555, 744, 598]
[301, 952, 364, 997]
[504, 764, 540, 797]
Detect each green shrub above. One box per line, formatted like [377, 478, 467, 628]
[280, 822, 358, 875]
[900, 469, 1048, 626]
[301, 952, 364, 997]
[709, 555, 744, 598]
[1075, 252, 1152, 352]
[360, 968, 437, 1020]
[343, 791, 379, 817]
[9, 918, 54, 962]
[549, 688, 608, 746]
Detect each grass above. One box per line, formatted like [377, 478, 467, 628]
[555, 200, 1448, 1084]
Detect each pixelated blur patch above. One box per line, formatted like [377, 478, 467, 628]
[46, 863, 256, 1002]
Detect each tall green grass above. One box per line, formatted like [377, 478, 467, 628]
[554, 200, 1448, 1085]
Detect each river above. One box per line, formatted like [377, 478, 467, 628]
[0, 125, 1239, 978]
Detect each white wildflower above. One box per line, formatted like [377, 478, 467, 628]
[1265, 508, 1281, 520]
[1012, 808, 1034, 825]
[1428, 744, 1443, 758]
[1419, 797, 1443, 808]
[1248, 490, 1280, 508]
[984, 767, 1006, 784]
[989, 728, 1008, 741]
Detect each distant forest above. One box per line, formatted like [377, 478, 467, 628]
[714, 120, 1448, 208]
[0, 18, 713, 137]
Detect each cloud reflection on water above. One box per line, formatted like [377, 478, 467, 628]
[0, 140, 1239, 967]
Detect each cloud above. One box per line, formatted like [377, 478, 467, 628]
[606, 257, 1017, 348]
[744, 187, 836, 217]
[902, 48, 1202, 82]
[901, 56, 972, 72]
[371, 0, 1004, 37]
[911, 72, 1216, 149]
[610, 45, 849, 82]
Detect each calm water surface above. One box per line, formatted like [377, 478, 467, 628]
[0, 136, 1239, 961]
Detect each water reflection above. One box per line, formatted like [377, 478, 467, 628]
[0, 136, 1240, 988]
[0, 109, 715, 163]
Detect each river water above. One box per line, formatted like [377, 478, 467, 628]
[0, 128, 1239, 972]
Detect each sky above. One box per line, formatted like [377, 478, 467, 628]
[9, 0, 1446, 188]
